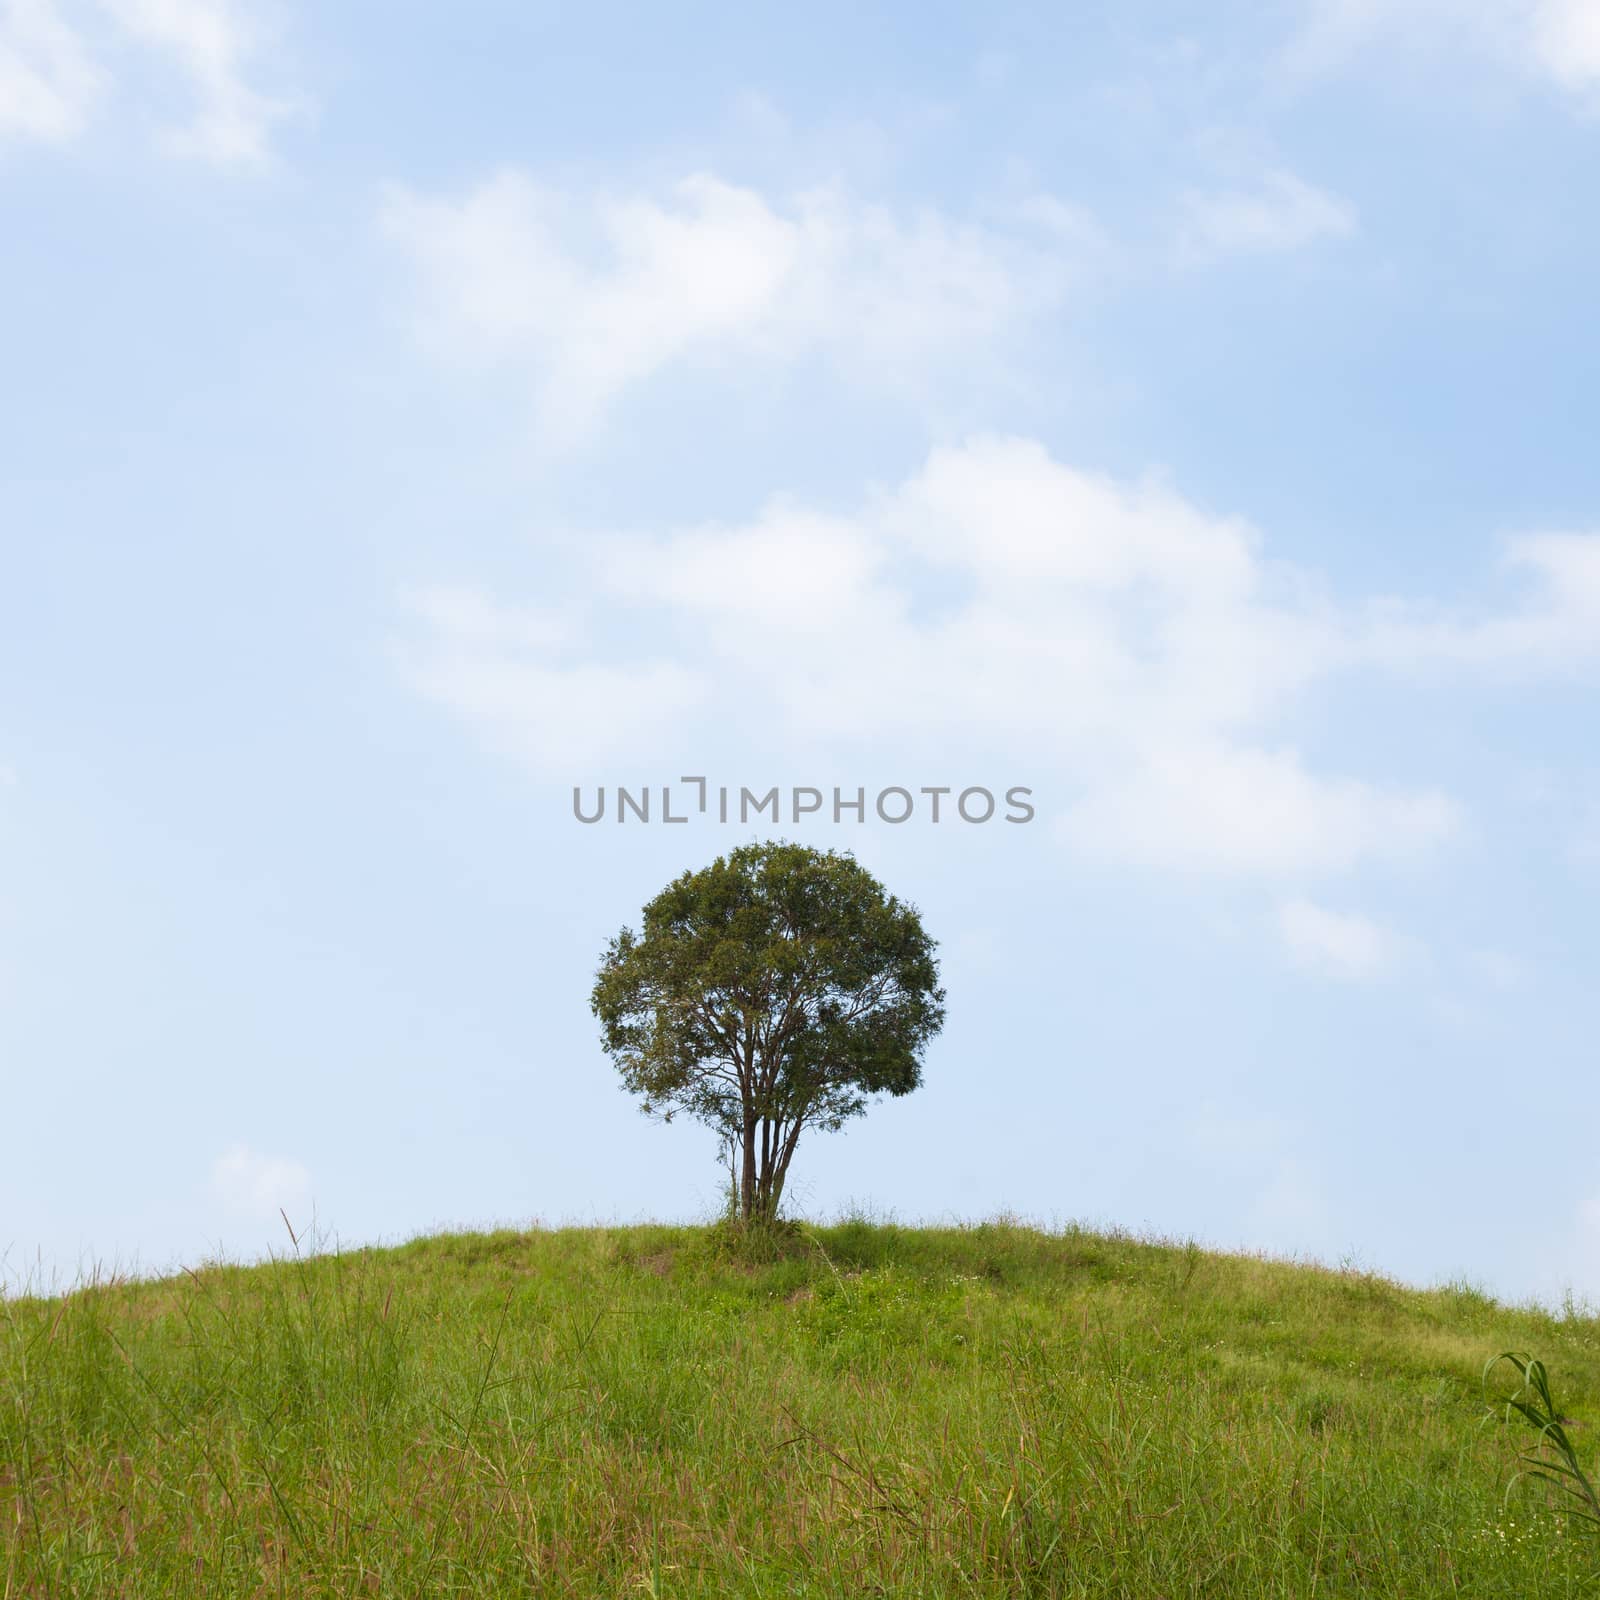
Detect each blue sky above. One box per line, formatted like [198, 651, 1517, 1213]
[3, 0, 1598, 1302]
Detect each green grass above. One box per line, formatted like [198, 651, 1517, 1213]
[5, 1217, 1600, 1597]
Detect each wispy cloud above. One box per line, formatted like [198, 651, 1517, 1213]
[402, 421, 1595, 877]
[398, 586, 706, 772]
[1360, 533, 1600, 674]
[1290, 0, 1600, 104]
[0, 0, 103, 143]
[1177, 168, 1357, 263]
[102, 0, 292, 165]
[1277, 897, 1416, 980]
[0, 0, 295, 163]
[380, 170, 1099, 449]
[1186, 1103, 1328, 1243]
[210, 1142, 312, 1225]
[386, 435, 1600, 880]
[1529, 0, 1600, 96]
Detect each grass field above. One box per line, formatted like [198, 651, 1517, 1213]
[5, 1217, 1600, 1597]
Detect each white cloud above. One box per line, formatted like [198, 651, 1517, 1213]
[0, 0, 293, 161]
[210, 1142, 312, 1225]
[401, 435, 1585, 879]
[1178, 168, 1357, 263]
[1069, 747, 1458, 877]
[380, 170, 1093, 448]
[102, 0, 290, 165]
[1360, 532, 1600, 672]
[1529, 0, 1600, 93]
[1277, 897, 1415, 980]
[404, 437, 1600, 879]
[1291, 0, 1600, 101]
[1291, 0, 1493, 67]
[0, 0, 103, 143]
[403, 585, 575, 655]
[397, 589, 706, 772]
[1186, 1104, 1327, 1241]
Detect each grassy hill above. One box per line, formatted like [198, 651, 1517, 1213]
[5, 1218, 1600, 1597]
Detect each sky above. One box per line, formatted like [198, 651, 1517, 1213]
[2, 0, 1598, 1304]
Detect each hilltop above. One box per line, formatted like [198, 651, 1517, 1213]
[5, 1219, 1600, 1597]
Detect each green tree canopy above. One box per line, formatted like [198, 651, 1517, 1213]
[591, 841, 945, 1221]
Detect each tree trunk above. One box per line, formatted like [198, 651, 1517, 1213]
[740, 1120, 757, 1221]
[768, 1120, 805, 1220]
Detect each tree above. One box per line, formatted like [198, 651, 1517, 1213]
[591, 841, 945, 1223]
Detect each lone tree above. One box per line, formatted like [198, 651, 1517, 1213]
[592, 841, 945, 1223]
